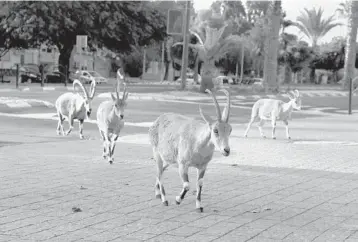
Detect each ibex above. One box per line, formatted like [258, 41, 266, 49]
[55, 79, 96, 139]
[244, 89, 302, 139]
[148, 89, 232, 212]
[96, 81, 129, 164]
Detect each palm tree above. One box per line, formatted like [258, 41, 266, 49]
[336, 0, 350, 18]
[294, 7, 341, 47]
[342, 1, 358, 89]
[263, 1, 282, 93]
[173, 16, 243, 92]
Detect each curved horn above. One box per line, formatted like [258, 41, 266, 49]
[218, 89, 230, 123]
[294, 89, 300, 97]
[116, 79, 120, 100]
[73, 79, 89, 99]
[89, 79, 96, 99]
[122, 83, 127, 100]
[206, 89, 221, 121]
[288, 90, 296, 99]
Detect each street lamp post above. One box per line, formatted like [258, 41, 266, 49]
[349, 77, 353, 115]
[180, 0, 191, 90]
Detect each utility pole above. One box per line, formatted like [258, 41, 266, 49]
[349, 77, 353, 115]
[240, 42, 245, 84]
[180, 0, 191, 90]
[142, 45, 147, 80]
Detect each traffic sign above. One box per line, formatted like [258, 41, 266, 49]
[167, 9, 184, 36]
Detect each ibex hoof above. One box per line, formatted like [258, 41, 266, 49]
[288, 137, 291, 140]
[196, 207, 204, 213]
[244, 135, 247, 138]
[272, 137, 276, 140]
[80, 135, 84, 140]
[162, 201, 169, 206]
[109, 160, 113, 164]
[56, 131, 61, 136]
[155, 194, 161, 199]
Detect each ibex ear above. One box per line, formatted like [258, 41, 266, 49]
[199, 105, 213, 125]
[111, 93, 116, 101]
[124, 92, 129, 101]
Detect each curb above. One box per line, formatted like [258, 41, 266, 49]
[0, 86, 73, 92]
[97, 91, 352, 102]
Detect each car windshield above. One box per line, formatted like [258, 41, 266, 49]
[88, 71, 101, 77]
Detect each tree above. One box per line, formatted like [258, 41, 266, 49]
[342, 1, 358, 89]
[0, 2, 35, 59]
[0, 1, 166, 77]
[279, 36, 314, 83]
[336, 0, 350, 18]
[174, 15, 243, 92]
[294, 7, 341, 47]
[263, 1, 282, 93]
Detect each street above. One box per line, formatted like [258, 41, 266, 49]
[2, 87, 358, 241]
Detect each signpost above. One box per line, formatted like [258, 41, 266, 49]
[349, 77, 353, 115]
[180, 1, 191, 90]
[167, 9, 184, 36]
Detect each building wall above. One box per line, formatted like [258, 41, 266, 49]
[0, 46, 59, 70]
[69, 47, 112, 78]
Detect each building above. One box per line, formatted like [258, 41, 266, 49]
[69, 47, 112, 78]
[0, 44, 114, 83]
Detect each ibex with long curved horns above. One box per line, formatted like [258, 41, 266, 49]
[55, 79, 96, 139]
[148, 89, 232, 212]
[96, 81, 129, 164]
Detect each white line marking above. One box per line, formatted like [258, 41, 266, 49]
[0, 112, 153, 128]
[293, 140, 358, 145]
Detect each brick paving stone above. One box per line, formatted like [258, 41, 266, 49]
[312, 228, 354, 242]
[247, 236, 283, 242]
[301, 216, 348, 233]
[123, 231, 158, 241]
[337, 218, 358, 230]
[186, 215, 231, 228]
[258, 224, 299, 240]
[282, 228, 322, 242]
[166, 225, 203, 237]
[213, 225, 265, 241]
[146, 234, 187, 242]
[136, 221, 185, 235]
[264, 207, 307, 221]
[281, 211, 322, 227]
[193, 221, 242, 237]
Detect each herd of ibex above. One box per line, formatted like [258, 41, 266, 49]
[55, 77, 302, 212]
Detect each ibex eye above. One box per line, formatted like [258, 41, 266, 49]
[214, 129, 218, 134]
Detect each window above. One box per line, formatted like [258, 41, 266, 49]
[1, 51, 10, 61]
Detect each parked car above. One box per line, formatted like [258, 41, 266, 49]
[45, 71, 63, 83]
[215, 76, 234, 85]
[176, 71, 202, 84]
[69, 70, 108, 84]
[20, 65, 41, 83]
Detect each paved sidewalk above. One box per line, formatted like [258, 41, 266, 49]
[2, 136, 358, 241]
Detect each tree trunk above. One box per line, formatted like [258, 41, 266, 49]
[193, 56, 200, 84]
[58, 45, 73, 81]
[235, 57, 239, 84]
[163, 61, 170, 81]
[199, 61, 215, 93]
[263, 1, 281, 93]
[343, 1, 358, 90]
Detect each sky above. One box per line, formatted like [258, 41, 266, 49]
[192, 0, 347, 45]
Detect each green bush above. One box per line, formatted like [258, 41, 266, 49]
[121, 51, 150, 78]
